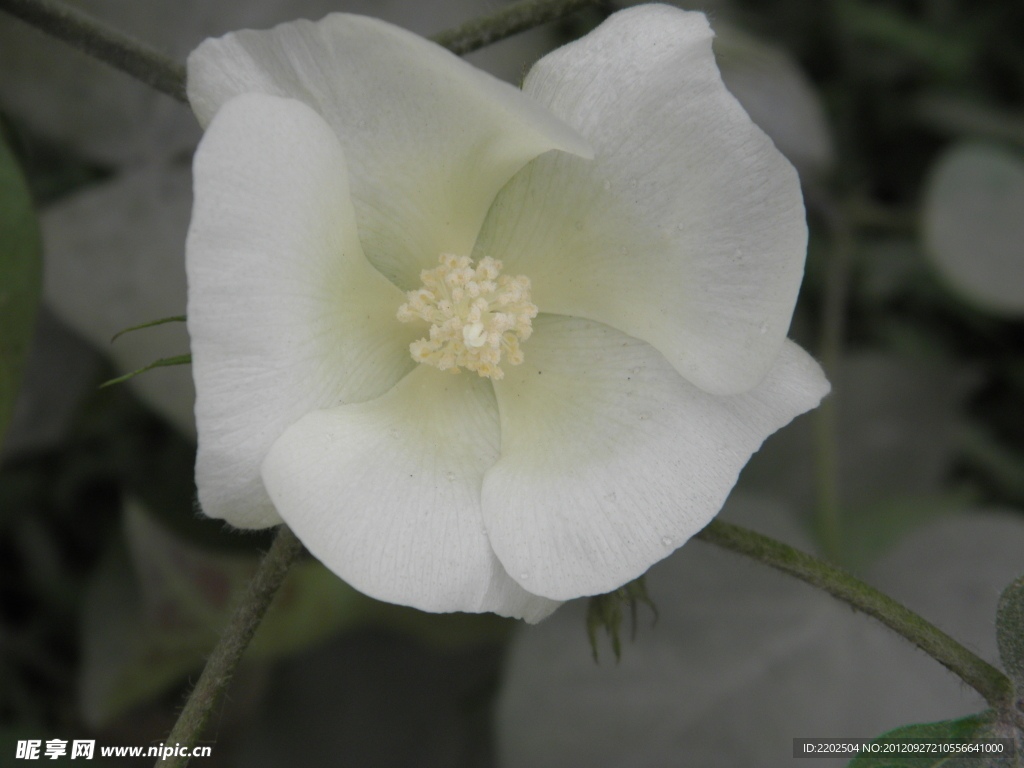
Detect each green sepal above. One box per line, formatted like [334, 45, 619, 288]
[99, 353, 191, 388]
[586, 575, 658, 662]
[996, 573, 1024, 694]
[110, 314, 186, 343]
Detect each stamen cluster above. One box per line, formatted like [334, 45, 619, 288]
[397, 254, 537, 379]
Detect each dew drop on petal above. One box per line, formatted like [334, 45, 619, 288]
[603, 180, 611, 191]
[387, 427, 400, 439]
[519, 573, 529, 580]
[759, 321, 769, 334]
[445, 471, 456, 481]
[661, 536, 673, 547]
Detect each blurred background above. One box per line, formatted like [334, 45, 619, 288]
[1, 0, 1023, 765]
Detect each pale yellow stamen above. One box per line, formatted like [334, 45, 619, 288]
[397, 254, 537, 380]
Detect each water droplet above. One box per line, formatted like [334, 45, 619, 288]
[759, 322, 768, 335]
[574, 220, 584, 231]
[661, 536, 673, 547]
[387, 428, 400, 439]
[676, 223, 686, 231]
[629, 366, 643, 375]
[445, 471, 457, 481]
[603, 180, 611, 191]
[734, 248, 744, 257]
[519, 572, 529, 580]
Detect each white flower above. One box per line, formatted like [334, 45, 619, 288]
[185, 4, 830, 622]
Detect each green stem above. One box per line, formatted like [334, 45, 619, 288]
[0, 0, 604, 106]
[0, 0, 186, 102]
[695, 518, 1016, 710]
[809, 188, 855, 563]
[431, 0, 603, 55]
[158, 526, 303, 768]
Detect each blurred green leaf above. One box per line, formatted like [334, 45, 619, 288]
[840, 491, 974, 570]
[79, 499, 514, 725]
[837, 0, 975, 78]
[922, 143, 1024, 316]
[0, 126, 42, 449]
[79, 540, 195, 729]
[80, 500, 365, 726]
[916, 94, 1024, 149]
[846, 711, 1009, 767]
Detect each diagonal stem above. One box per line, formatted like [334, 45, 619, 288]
[0, 0, 186, 101]
[431, 0, 603, 55]
[695, 518, 1015, 711]
[157, 525, 303, 768]
[0, 0, 606, 106]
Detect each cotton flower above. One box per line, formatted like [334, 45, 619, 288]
[185, 4, 830, 622]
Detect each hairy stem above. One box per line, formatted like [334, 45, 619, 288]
[432, 0, 603, 55]
[158, 526, 303, 768]
[695, 518, 1015, 710]
[0, 0, 605, 105]
[0, 0, 186, 101]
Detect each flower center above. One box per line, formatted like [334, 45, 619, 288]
[397, 254, 537, 380]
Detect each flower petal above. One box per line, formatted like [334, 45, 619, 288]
[261, 365, 559, 621]
[482, 315, 829, 600]
[187, 13, 592, 290]
[187, 93, 417, 529]
[474, 6, 806, 396]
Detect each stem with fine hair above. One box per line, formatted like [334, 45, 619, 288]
[695, 518, 1015, 711]
[0, 0, 605, 105]
[157, 526, 303, 768]
[431, 0, 603, 55]
[0, 0, 186, 102]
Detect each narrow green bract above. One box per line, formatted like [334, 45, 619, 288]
[996, 573, 1024, 694]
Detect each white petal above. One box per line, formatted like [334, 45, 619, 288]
[187, 13, 592, 289]
[482, 315, 829, 600]
[714, 24, 834, 176]
[187, 93, 417, 529]
[261, 365, 559, 620]
[474, 6, 806, 396]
